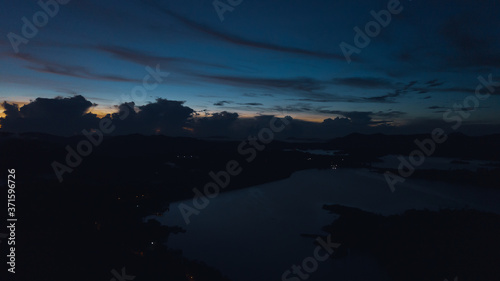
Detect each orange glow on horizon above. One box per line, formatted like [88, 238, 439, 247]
[0, 102, 327, 124]
[87, 106, 113, 118]
[0, 101, 30, 119]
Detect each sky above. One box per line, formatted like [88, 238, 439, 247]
[0, 0, 499, 138]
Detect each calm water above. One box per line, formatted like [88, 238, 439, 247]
[373, 155, 500, 171]
[156, 168, 500, 281]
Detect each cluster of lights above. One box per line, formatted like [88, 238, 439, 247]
[118, 194, 146, 200]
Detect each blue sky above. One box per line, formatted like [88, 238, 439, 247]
[1, 0, 499, 134]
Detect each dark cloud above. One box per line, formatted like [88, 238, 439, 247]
[0, 96, 100, 136]
[192, 74, 472, 105]
[315, 109, 406, 124]
[428, 106, 445, 110]
[242, 93, 274, 98]
[332, 77, 393, 89]
[1, 95, 495, 139]
[193, 111, 239, 138]
[402, 81, 418, 90]
[425, 79, 444, 87]
[372, 110, 407, 118]
[11, 53, 141, 83]
[1, 102, 21, 119]
[362, 93, 399, 103]
[428, 105, 489, 113]
[272, 104, 312, 113]
[316, 109, 371, 123]
[141, 0, 349, 61]
[193, 74, 328, 93]
[238, 103, 263, 106]
[0, 96, 383, 139]
[432, 87, 476, 93]
[440, 13, 500, 69]
[340, 111, 372, 124]
[110, 99, 194, 136]
[96, 45, 233, 71]
[292, 92, 383, 104]
[214, 101, 233, 106]
[56, 89, 80, 96]
[411, 85, 475, 95]
[362, 80, 419, 103]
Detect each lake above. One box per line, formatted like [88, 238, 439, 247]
[156, 168, 500, 281]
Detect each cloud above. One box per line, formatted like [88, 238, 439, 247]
[315, 109, 406, 124]
[428, 105, 489, 112]
[0, 95, 384, 138]
[372, 110, 407, 118]
[1, 95, 495, 139]
[425, 79, 444, 87]
[141, 0, 349, 61]
[291, 93, 365, 103]
[1, 102, 21, 119]
[191, 74, 405, 105]
[11, 53, 141, 83]
[56, 89, 80, 96]
[362, 92, 399, 103]
[0, 95, 100, 136]
[110, 98, 194, 136]
[430, 87, 476, 94]
[96, 45, 233, 71]
[238, 102, 263, 106]
[360, 81, 431, 103]
[214, 100, 233, 106]
[272, 104, 313, 113]
[193, 74, 328, 93]
[440, 14, 500, 69]
[193, 111, 239, 137]
[242, 93, 274, 97]
[192, 75, 426, 105]
[428, 106, 445, 110]
[332, 77, 393, 89]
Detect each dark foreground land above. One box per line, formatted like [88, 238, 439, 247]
[318, 205, 500, 281]
[1, 132, 499, 280]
